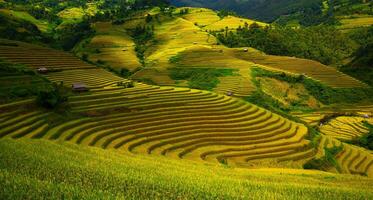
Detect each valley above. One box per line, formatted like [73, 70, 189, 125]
[0, 0, 372, 199]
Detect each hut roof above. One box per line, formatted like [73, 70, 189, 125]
[72, 83, 87, 89]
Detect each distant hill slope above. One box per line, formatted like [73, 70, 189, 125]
[75, 7, 367, 99]
[171, 0, 373, 26]
[171, 0, 322, 22]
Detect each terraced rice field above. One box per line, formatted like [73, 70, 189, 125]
[0, 39, 95, 71]
[257, 77, 321, 108]
[180, 8, 221, 27]
[173, 46, 256, 96]
[233, 48, 368, 88]
[0, 39, 126, 89]
[320, 116, 373, 141]
[0, 81, 314, 168]
[292, 112, 327, 127]
[76, 22, 141, 71]
[131, 67, 175, 85]
[44, 69, 125, 89]
[318, 135, 373, 177]
[338, 15, 373, 30]
[204, 16, 267, 31]
[214, 75, 254, 97]
[148, 17, 217, 69]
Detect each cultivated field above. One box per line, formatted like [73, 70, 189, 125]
[204, 15, 267, 31]
[1, 138, 373, 199]
[0, 39, 95, 71]
[0, 83, 313, 168]
[0, 9, 50, 32]
[74, 8, 366, 95]
[75, 22, 141, 71]
[0, 39, 125, 89]
[233, 48, 368, 88]
[0, 41, 372, 177]
[338, 15, 373, 30]
[317, 135, 373, 176]
[320, 116, 373, 141]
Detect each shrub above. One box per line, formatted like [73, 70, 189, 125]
[117, 81, 135, 88]
[169, 54, 181, 64]
[304, 145, 343, 172]
[36, 82, 69, 109]
[82, 53, 88, 61]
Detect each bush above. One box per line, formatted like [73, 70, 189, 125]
[169, 54, 181, 64]
[304, 145, 343, 172]
[82, 53, 88, 61]
[36, 82, 69, 109]
[117, 81, 135, 88]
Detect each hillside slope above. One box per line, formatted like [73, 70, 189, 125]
[171, 0, 321, 22]
[74, 8, 367, 99]
[1, 138, 373, 199]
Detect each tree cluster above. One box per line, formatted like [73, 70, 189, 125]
[214, 23, 355, 66]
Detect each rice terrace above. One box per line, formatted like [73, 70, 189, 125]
[0, 0, 373, 199]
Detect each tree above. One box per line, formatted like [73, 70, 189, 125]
[36, 82, 69, 109]
[145, 14, 152, 23]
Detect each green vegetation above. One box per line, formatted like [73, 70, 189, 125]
[304, 145, 343, 172]
[217, 10, 237, 19]
[214, 25, 355, 66]
[54, 19, 95, 51]
[1, 138, 373, 199]
[171, 0, 325, 24]
[172, 0, 372, 26]
[36, 82, 69, 110]
[341, 26, 373, 86]
[117, 81, 135, 88]
[131, 25, 155, 66]
[348, 121, 373, 150]
[0, 60, 51, 103]
[169, 54, 182, 64]
[169, 68, 235, 90]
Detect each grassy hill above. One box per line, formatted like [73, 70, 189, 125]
[1, 138, 373, 199]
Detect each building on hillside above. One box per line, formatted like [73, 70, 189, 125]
[37, 67, 48, 74]
[72, 83, 89, 92]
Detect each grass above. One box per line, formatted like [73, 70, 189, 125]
[168, 68, 236, 90]
[1, 138, 373, 199]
